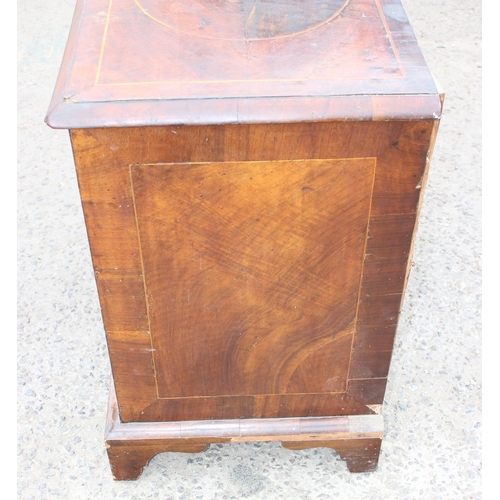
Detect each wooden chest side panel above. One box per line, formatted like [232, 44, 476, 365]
[70, 120, 434, 421]
[131, 158, 375, 399]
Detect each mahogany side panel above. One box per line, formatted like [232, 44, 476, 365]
[130, 158, 374, 400]
[70, 119, 435, 421]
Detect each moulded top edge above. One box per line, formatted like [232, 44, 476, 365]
[46, 0, 442, 129]
[45, 93, 443, 130]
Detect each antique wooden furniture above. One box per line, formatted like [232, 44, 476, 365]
[46, 0, 443, 480]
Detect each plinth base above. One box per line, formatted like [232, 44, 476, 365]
[105, 385, 384, 480]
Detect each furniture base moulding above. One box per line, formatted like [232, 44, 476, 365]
[105, 384, 384, 480]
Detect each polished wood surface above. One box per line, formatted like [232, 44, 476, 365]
[105, 383, 384, 480]
[132, 158, 374, 399]
[47, 0, 443, 479]
[45, 0, 441, 128]
[70, 119, 438, 423]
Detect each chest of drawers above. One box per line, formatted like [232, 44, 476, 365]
[46, 0, 442, 480]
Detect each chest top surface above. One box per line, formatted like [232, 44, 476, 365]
[46, 0, 441, 128]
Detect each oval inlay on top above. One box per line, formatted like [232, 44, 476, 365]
[134, 0, 351, 41]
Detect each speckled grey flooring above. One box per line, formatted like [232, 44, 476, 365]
[18, 0, 481, 498]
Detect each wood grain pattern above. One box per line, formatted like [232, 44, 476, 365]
[69, 118, 437, 421]
[131, 158, 375, 399]
[133, 0, 350, 41]
[105, 383, 384, 479]
[347, 378, 387, 405]
[45, 0, 441, 128]
[138, 392, 375, 423]
[50, 0, 442, 480]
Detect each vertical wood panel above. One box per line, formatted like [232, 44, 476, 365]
[131, 158, 375, 401]
[70, 120, 435, 421]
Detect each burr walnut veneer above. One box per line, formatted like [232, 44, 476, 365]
[46, 0, 442, 480]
